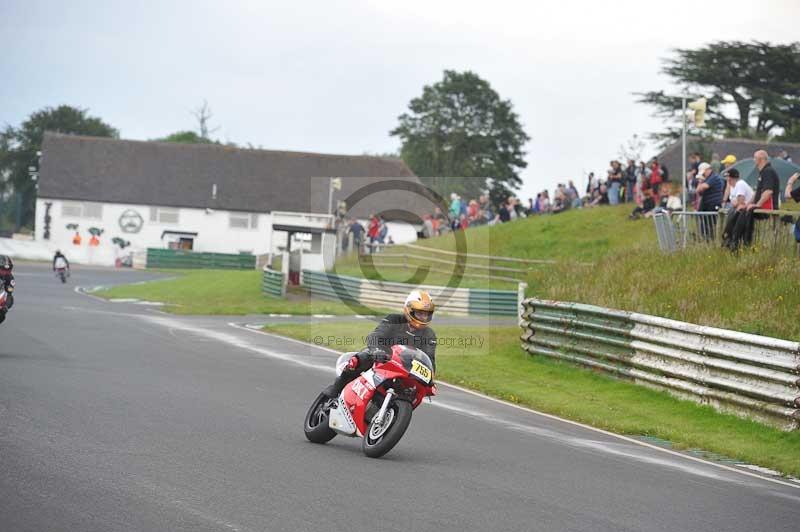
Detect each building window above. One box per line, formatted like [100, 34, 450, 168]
[229, 212, 259, 229]
[149, 207, 179, 224]
[61, 201, 102, 219]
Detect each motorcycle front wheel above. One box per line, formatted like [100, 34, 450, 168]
[303, 393, 337, 444]
[362, 400, 412, 458]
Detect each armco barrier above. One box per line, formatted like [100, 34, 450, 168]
[261, 267, 285, 297]
[520, 299, 800, 430]
[302, 270, 523, 317]
[146, 248, 256, 270]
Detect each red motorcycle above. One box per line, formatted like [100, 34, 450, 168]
[304, 345, 436, 458]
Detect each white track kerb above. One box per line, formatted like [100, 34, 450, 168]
[233, 323, 800, 491]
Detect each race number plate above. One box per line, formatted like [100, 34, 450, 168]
[410, 360, 432, 383]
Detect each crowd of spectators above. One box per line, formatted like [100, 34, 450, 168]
[340, 147, 799, 250]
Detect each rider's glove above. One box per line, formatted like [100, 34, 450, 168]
[372, 349, 390, 363]
[347, 356, 360, 370]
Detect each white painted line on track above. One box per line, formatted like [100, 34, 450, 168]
[73, 286, 108, 302]
[248, 324, 800, 492]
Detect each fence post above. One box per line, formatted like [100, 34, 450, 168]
[517, 282, 527, 326]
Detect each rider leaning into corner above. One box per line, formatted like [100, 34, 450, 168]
[0, 255, 15, 324]
[53, 250, 70, 272]
[323, 290, 437, 398]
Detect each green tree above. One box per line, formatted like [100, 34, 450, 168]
[390, 70, 530, 205]
[158, 130, 215, 144]
[0, 105, 118, 229]
[636, 41, 800, 144]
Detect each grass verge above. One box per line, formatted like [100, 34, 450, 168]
[263, 319, 800, 478]
[95, 269, 370, 315]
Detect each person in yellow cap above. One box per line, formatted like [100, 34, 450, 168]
[721, 154, 737, 171]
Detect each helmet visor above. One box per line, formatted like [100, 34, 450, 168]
[411, 309, 433, 324]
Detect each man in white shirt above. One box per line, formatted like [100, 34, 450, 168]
[723, 168, 754, 210]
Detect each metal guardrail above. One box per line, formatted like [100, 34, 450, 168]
[303, 270, 524, 317]
[146, 248, 256, 270]
[362, 242, 591, 283]
[261, 267, 286, 297]
[520, 298, 800, 430]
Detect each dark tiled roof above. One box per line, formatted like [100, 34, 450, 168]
[656, 137, 800, 176]
[38, 133, 427, 219]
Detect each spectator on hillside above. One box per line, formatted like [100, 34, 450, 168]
[720, 154, 737, 172]
[778, 149, 792, 163]
[449, 193, 461, 221]
[747, 150, 780, 212]
[696, 162, 724, 241]
[710, 153, 722, 175]
[479, 195, 495, 223]
[786, 172, 800, 203]
[655, 156, 669, 184]
[722, 168, 757, 251]
[498, 200, 511, 223]
[552, 186, 567, 213]
[567, 180, 581, 209]
[649, 158, 663, 201]
[723, 168, 753, 210]
[421, 215, 434, 239]
[608, 161, 624, 205]
[586, 172, 598, 197]
[377, 217, 389, 244]
[467, 199, 480, 224]
[433, 207, 447, 235]
[624, 159, 637, 203]
[696, 163, 724, 212]
[509, 197, 523, 220]
[634, 161, 648, 204]
[541, 190, 552, 213]
[685, 152, 701, 206]
[590, 183, 610, 207]
[348, 218, 365, 252]
[367, 214, 380, 250]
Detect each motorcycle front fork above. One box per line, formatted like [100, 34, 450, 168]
[373, 389, 396, 425]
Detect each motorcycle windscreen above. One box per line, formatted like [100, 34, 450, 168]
[395, 347, 433, 384]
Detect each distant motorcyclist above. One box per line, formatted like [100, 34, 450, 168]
[0, 255, 15, 324]
[53, 250, 70, 273]
[323, 290, 437, 398]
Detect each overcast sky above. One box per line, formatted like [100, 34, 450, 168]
[1, 0, 797, 201]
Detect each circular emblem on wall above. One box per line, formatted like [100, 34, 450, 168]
[119, 209, 144, 233]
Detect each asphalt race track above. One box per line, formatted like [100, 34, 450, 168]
[1, 262, 799, 532]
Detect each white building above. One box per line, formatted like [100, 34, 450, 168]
[35, 133, 432, 267]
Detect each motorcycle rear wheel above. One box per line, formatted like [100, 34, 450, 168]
[362, 400, 412, 458]
[303, 393, 337, 443]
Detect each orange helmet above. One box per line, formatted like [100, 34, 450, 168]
[404, 290, 435, 329]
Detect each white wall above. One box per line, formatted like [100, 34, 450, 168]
[35, 198, 273, 266]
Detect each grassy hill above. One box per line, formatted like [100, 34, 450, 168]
[336, 205, 800, 340]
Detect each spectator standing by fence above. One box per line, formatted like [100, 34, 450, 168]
[748, 150, 780, 212]
[723, 168, 753, 209]
[695, 163, 723, 241]
[786, 172, 800, 203]
[348, 218, 365, 252]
